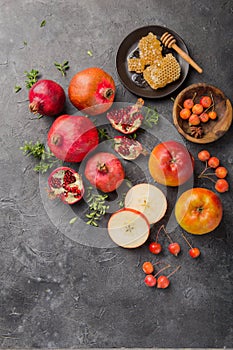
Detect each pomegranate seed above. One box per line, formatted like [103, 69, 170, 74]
[118, 145, 130, 156]
[50, 177, 62, 188]
[64, 170, 76, 184]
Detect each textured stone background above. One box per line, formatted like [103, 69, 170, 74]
[0, 0, 232, 348]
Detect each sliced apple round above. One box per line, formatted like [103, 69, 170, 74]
[107, 208, 150, 248]
[124, 183, 167, 224]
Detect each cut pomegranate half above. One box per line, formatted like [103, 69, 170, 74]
[113, 136, 148, 160]
[48, 167, 84, 205]
[107, 98, 144, 134]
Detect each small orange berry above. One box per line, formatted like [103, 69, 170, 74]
[199, 112, 209, 123]
[189, 114, 200, 126]
[200, 96, 212, 108]
[183, 99, 194, 109]
[208, 111, 217, 120]
[192, 104, 204, 115]
[215, 166, 228, 179]
[215, 179, 229, 193]
[142, 261, 154, 274]
[179, 108, 191, 120]
[208, 156, 220, 168]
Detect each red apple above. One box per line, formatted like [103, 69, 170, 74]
[148, 141, 194, 186]
[175, 187, 223, 235]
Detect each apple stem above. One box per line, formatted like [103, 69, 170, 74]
[167, 265, 181, 278]
[181, 233, 193, 249]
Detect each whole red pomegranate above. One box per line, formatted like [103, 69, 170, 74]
[29, 79, 66, 116]
[84, 152, 125, 192]
[48, 167, 84, 205]
[47, 115, 99, 162]
[68, 67, 115, 116]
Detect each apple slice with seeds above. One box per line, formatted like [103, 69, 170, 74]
[124, 183, 167, 224]
[108, 208, 150, 248]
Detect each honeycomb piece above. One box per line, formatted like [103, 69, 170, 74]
[127, 58, 145, 73]
[138, 32, 163, 65]
[143, 53, 181, 90]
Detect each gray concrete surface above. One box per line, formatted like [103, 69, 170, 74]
[0, 0, 233, 348]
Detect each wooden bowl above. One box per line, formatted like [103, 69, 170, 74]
[173, 83, 232, 143]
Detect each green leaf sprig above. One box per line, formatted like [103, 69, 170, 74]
[86, 187, 109, 227]
[129, 132, 137, 140]
[20, 141, 62, 173]
[142, 106, 160, 128]
[54, 61, 69, 76]
[20, 141, 45, 158]
[69, 217, 78, 225]
[97, 128, 111, 140]
[14, 85, 22, 93]
[24, 69, 39, 89]
[117, 179, 132, 208]
[117, 192, 126, 208]
[40, 20, 46, 27]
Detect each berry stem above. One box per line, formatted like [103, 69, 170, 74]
[192, 92, 197, 101]
[154, 264, 171, 277]
[202, 103, 214, 114]
[198, 162, 213, 178]
[167, 265, 181, 278]
[198, 161, 208, 174]
[199, 175, 216, 184]
[181, 233, 193, 249]
[198, 161, 218, 184]
[161, 225, 173, 244]
[210, 92, 215, 111]
[200, 172, 216, 176]
[155, 225, 164, 242]
[177, 102, 183, 110]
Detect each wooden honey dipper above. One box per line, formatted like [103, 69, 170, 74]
[161, 32, 203, 74]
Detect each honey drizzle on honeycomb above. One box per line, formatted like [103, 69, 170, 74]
[127, 32, 181, 89]
[143, 54, 181, 89]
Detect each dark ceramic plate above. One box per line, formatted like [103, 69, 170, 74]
[116, 25, 189, 98]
